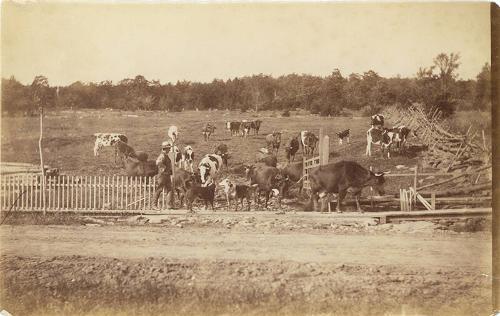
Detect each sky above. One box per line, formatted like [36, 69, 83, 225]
[1, 2, 491, 86]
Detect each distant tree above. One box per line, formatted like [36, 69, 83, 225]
[31, 75, 54, 113]
[474, 63, 491, 110]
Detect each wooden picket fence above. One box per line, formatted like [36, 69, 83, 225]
[0, 174, 170, 211]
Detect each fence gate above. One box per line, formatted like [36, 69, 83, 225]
[303, 129, 330, 191]
[0, 174, 171, 212]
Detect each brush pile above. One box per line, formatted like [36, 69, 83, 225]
[385, 103, 491, 173]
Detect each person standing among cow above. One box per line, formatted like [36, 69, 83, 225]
[152, 141, 173, 210]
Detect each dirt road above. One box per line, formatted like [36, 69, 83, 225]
[0, 220, 492, 316]
[0, 225, 491, 269]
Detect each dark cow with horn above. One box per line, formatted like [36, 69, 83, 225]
[285, 136, 300, 163]
[308, 160, 389, 213]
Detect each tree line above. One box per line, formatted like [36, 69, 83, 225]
[2, 53, 491, 117]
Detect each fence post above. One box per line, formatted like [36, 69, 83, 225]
[413, 166, 418, 204]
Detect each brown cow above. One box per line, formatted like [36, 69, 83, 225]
[308, 160, 389, 213]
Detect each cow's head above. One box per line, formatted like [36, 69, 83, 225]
[199, 163, 211, 184]
[244, 164, 255, 180]
[369, 171, 390, 195]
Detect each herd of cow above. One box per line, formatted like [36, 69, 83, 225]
[91, 113, 414, 212]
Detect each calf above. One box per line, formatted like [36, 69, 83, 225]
[181, 145, 195, 172]
[371, 114, 385, 128]
[336, 129, 350, 145]
[171, 167, 198, 208]
[265, 132, 282, 155]
[93, 133, 128, 158]
[285, 137, 300, 163]
[198, 154, 223, 185]
[219, 178, 253, 211]
[202, 123, 216, 141]
[186, 182, 216, 212]
[244, 164, 283, 208]
[309, 160, 389, 213]
[366, 127, 394, 158]
[168, 125, 179, 142]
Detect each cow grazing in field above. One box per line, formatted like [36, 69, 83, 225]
[202, 123, 216, 141]
[186, 182, 216, 212]
[214, 143, 230, 168]
[226, 121, 242, 137]
[244, 164, 283, 208]
[124, 157, 158, 178]
[308, 160, 389, 213]
[336, 129, 350, 145]
[114, 140, 137, 164]
[371, 114, 385, 128]
[168, 125, 179, 142]
[300, 131, 318, 156]
[257, 154, 278, 168]
[198, 154, 223, 185]
[181, 145, 195, 172]
[219, 178, 254, 211]
[265, 132, 282, 155]
[250, 120, 262, 135]
[285, 137, 300, 163]
[280, 161, 304, 197]
[366, 127, 394, 158]
[240, 121, 252, 138]
[93, 133, 128, 159]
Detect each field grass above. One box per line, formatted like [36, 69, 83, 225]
[1, 109, 424, 195]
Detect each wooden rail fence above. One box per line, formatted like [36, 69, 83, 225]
[0, 174, 170, 211]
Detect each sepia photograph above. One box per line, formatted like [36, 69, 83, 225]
[0, 1, 496, 315]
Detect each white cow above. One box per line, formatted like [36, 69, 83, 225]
[198, 154, 223, 186]
[93, 133, 128, 160]
[168, 126, 179, 143]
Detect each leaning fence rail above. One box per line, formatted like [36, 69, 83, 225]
[0, 174, 170, 211]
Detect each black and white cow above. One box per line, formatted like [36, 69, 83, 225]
[391, 125, 413, 152]
[198, 154, 223, 186]
[240, 121, 252, 138]
[336, 129, 350, 145]
[300, 131, 318, 156]
[93, 133, 128, 159]
[371, 114, 385, 128]
[366, 127, 394, 158]
[181, 145, 195, 172]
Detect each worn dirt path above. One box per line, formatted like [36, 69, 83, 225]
[0, 225, 491, 269]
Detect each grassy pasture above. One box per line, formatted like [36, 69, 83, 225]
[1, 109, 422, 196]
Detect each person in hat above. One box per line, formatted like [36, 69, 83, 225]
[152, 141, 174, 210]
